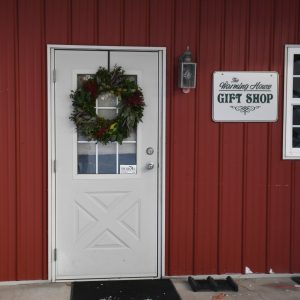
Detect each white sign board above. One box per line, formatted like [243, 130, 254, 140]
[213, 72, 278, 122]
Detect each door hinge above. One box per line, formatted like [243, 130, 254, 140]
[53, 160, 56, 173]
[54, 248, 57, 261]
[53, 69, 56, 83]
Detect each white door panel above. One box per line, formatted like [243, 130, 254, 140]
[54, 49, 160, 279]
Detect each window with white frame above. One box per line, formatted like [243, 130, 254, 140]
[283, 45, 300, 159]
[76, 74, 137, 174]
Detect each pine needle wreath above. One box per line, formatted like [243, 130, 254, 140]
[70, 65, 145, 144]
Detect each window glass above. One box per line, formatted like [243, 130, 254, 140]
[293, 78, 300, 98]
[118, 143, 137, 173]
[97, 109, 117, 120]
[76, 73, 138, 174]
[123, 129, 137, 142]
[294, 54, 300, 75]
[293, 106, 300, 125]
[182, 63, 196, 88]
[97, 93, 117, 107]
[98, 143, 117, 174]
[77, 74, 94, 88]
[77, 132, 88, 142]
[293, 128, 300, 148]
[78, 143, 96, 174]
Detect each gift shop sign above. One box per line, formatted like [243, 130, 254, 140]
[213, 72, 278, 122]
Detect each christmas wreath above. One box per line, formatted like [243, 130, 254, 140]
[70, 65, 145, 144]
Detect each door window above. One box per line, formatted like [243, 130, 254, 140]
[76, 74, 137, 174]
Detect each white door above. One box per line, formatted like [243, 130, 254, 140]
[52, 48, 163, 280]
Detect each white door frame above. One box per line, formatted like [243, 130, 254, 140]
[47, 45, 166, 282]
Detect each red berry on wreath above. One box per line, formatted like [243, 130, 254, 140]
[83, 80, 98, 99]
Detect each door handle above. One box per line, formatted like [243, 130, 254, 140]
[147, 162, 155, 170]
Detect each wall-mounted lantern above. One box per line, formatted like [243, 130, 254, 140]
[178, 46, 197, 94]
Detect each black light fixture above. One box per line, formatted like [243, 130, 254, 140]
[178, 46, 197, 93]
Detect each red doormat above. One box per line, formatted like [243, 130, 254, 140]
[71, 279, 181, 300]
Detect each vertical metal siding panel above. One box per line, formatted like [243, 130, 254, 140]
[268, 0, 298, 273]
[46, 0, 71, 43]
[0, 0, 17, 281]
[98, 0, 122, 45]
[168, 0, 197, 275]
[41, 1, 47, 280]
[149, 0, 174, 275]
[219, 0, 248, 274]
[290, 1, 300, 275]
[72, 0, 97, 44]
[193, 0, 224, 275]
[123, 0, 148, 46]
[243, 0, 272, 273]
[17, 0, 45, 279]
[292, 163, 300, 272]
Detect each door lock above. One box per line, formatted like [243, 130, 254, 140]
[147, 162, 155, 170]
[146, 147, 154, 155]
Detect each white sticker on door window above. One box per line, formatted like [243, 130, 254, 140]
[120, 165, 137, 174]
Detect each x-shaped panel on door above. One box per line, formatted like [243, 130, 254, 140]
[74, 191, 141, 250]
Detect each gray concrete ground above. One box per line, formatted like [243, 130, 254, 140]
[0, 277, 300, 300]
[0, 282, 70, 300]
[173, 277, 300, 299]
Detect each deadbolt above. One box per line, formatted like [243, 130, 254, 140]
[146, 147, 154, 155]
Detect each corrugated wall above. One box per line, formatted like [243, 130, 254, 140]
[0, 0, 300, 281]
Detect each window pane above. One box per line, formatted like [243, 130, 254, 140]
[77, 74, 94, 88]
[78, 143, 96, 174]
[123, 129, 137, 142]
[77, 131, 89, 142]
[119, 143, 137, 173]
[97, 109, 117, 120]
[125, 74, 137, 84]
[293, 106, 300, 125]
[98, 143, 117, 174]
[294, 54, 300, 75]
[97, 92, 117, 107]
[293, 78, 300, 98]
[293, 128, 300, 148]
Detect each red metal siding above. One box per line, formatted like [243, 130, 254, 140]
[0, 0, 17, 281]
[72, 0, 97, 45]
[1, 0, 300, 281]
[267, 0, 299, 273]
[124, 0, 149, 46]
[45, 0, 70, 44]
[218, 0, 248, 274]
[242, 0, 272, 273]
[194, 0, 223, 275]
[292, 163, 300, 272]
[168, 0, 198, 275]
[98, 0, 122, 46]
[149, 0, 174, 275]
[17, 0, 46, 279]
